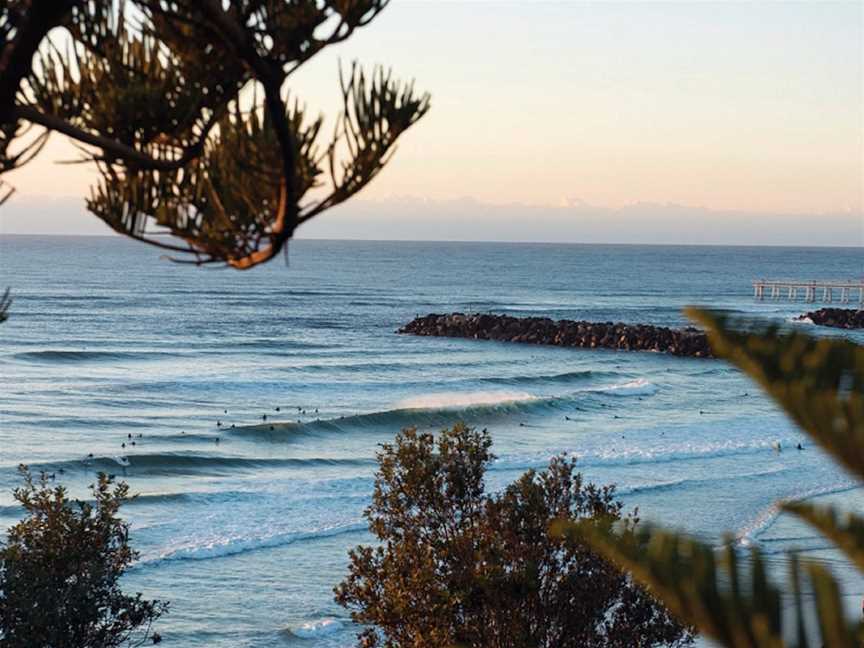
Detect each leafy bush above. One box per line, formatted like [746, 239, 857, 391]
[0, 468, 167, 647]
[335, 423, 693, 648]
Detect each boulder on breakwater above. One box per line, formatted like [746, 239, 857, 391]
[796, 308, 864, 329]
[398, 313, 713, 358]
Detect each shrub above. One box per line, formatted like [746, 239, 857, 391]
[0, 467, 167, 647]
[335, 423, 693, 648]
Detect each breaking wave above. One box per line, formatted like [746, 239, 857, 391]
[24, 452, 374, 477]
[290, 619, 344, 639]
[231, 379, 659, 440]
[395, 390, 536, 409]
[736, 481, 861, 549]
[143, 522, 366, 565]
[615, 465, 796, 497]
[491, 437, 803, 473]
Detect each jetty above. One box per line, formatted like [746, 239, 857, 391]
[796, 308, 864, 329]
[753, 279, 864, 305]
[398, 313, 714, 358]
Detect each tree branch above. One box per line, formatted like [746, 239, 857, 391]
[0, 0, 81, 122]
[0, 180, 13, 206]
[2, 2, 426, 271]
[13, 104, 211, 171]
[197, 0, 299, 265]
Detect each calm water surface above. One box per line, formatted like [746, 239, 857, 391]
[1, 236, 862, 646]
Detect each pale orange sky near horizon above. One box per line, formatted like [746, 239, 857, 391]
[2, 1, 862, 241]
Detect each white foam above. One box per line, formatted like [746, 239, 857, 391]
[736, 501, 782, 548]
[112, 456, 131, 467]
[396, 390, 536, 410]
[735, 480, 859, 547]
[494, 438, 798, 472]
[616, 464, 794, 498]
[589, 437, 798, 467]
[145, 522, 365, 564]
[594, 378, 658, 396]
[292, 618, 343, 639]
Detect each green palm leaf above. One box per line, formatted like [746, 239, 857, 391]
[570, 520, 862, 648]
[805, 560, 857, 648]
[570, 309, 864, 647]
[783, 502, 864, 573]
[568, 521, 785, 648]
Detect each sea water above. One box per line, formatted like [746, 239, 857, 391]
[0, 236, 862, 646]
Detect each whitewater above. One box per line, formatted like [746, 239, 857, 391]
[0, 237, 862, 647]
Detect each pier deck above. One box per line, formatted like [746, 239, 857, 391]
[753, 279, 864, 304]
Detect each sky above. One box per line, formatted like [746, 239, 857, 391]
[1, 1, 862, 245]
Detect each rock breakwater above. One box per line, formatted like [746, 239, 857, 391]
[398, 313, 714, 358]
[796, 308, 864, 329]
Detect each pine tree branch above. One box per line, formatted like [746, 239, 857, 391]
[0, 288, 11, 323]
[197, 0, 299, 267]
[0, 0, 81, 122]
[0, 179, 14, 206]
[13, 104, 213, 171]
[2, 2, 427, 270]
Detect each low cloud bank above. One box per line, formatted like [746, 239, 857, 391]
[2, 194, 861, 247]
[298, 197, 863, 247]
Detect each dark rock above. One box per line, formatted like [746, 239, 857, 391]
[397, 313, 714, 358]
[796, 308, 864, 330]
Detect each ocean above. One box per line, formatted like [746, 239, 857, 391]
[0, 235, 862, 646]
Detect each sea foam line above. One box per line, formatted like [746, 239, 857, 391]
[395, 390, 537, 410]
[615, 464, 795, 498]
[736, 481, 861, 548]
[492, 437, 800, 473]
[291, 618, 344, 639]
[139, 521, 367, 566]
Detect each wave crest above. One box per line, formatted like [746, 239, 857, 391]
[290, 619, 344, 639]
[7, 349, 178, 364]
[24, 452, 373, 477]
[232, 379, 658, 440]
[144, 522, 366, 564]
[395, 391, 536, 410]
[492, 437, 802, 473]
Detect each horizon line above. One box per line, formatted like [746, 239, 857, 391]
[1, 232, 862, 250]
